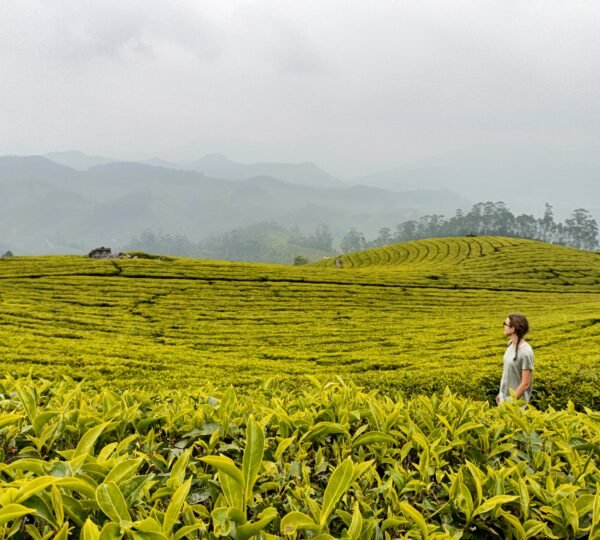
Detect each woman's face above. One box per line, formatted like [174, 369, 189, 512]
[503, 318, 514, 337]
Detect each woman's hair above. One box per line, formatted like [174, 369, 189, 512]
[507, 313, 529, 361]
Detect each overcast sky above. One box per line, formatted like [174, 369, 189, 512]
[1, 0, 600, 179]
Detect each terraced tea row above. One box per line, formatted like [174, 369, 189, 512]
[0, 238, 598, 408]
[316, 237, 600, 292]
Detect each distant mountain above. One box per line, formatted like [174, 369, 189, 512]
[186, 153, 345, 189]
[141, 158, 181, 169]
[353, 145, 600, 221]
[45, 150, 117, 170]
[0, 155, 469, 255]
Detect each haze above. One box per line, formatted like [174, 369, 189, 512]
[1, 1, 599, 221]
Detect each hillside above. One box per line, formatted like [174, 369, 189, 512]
[0, 155, 469, 254]
[315, 236, 600, 292]
[0, 237, 598, 408]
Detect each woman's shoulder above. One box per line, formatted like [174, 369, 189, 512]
[519, 341, 534, 354]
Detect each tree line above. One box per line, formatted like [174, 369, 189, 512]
[341, 202, 599, 253]
[124, 223, 335, 264]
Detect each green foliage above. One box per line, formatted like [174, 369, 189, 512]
[0, 237, 599, 409]
[125, 223, 335, 264]
[0, 378, 599, 538]
[350, 201, 600, 251]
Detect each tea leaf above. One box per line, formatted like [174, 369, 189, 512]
[96, 482, 132, 523]
[320, 457, 354, 526]
[242, 416, 264, 504]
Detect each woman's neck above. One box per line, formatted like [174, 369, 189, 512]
[511, 335, 521, 347]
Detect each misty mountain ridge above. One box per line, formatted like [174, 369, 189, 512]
[354, 144, 600, 221]
[45, 150, 116, 170]
[42, 150, 345, 190]
[186, 153, 345, 189]
[0, 154, 469, 255]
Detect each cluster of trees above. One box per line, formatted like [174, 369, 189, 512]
[341, 203, 599, 253]
[124, 223, 335, 264]
[124, 202, 598, 263]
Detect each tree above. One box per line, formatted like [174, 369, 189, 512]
[565, 208, 599, 250]
[340, 228, 366, 253]
[373, 227, 392, 247]
[539, 203, 556, 243]
[395, 220, 417, 242]
[293, 255, 309, 265]
[307, 224, 334, 251]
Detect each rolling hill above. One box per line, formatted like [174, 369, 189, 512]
[0, 237, 598, 408]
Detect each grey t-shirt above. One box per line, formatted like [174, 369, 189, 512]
[499, 341, 534, 402]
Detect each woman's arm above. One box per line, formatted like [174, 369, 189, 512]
[514, 369, 533, 399]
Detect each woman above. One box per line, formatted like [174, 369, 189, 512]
[496, 314, 534, 404]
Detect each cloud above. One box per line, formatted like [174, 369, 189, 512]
[1, 0, 600, 183]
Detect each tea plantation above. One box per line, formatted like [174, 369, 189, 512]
[0, 237, 599, 538]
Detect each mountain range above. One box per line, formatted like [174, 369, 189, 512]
[0, 153, 470, 255]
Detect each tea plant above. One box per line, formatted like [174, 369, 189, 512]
[0, 238, 598, 407]
[0, 377, 599, 538]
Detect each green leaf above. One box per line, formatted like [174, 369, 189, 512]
[62, 493, 87, 527]
[501, 511, 526, 540]
[15, 476, 56, 503]
[348, 501, 363, 540]
[211, 507, 232, 537]
[303, 422, 349, 442]
[0, 413, 24, 429]
[80, 518, 101, 539]
[464, 461, 483, 507]
[173, 523, 207, 540]
[167, 448, 192, 489]
[6, 458, 47, 475]
[16, 384, 37, 423]
[320, 457, 354, 527]
[56, 477, 98, 500]
[472, 495, 518, 517]
[274, 435, 295, 460]
[32, 411, 58, 436]
[104, 459, 142, 486]
[74, 422, 111, 458]
[242, 416, 264, 504]
[236, 508, 277, 540]
[399, 502, 429, 539]
[116, 433, 138, 454]
[22, 495, 57, 528]
[351, 460, 374, 483]
[454, 422, 484, 438]
[98, 522, 122, 540]
[200, 455, 243, 485]
[134, 517, 162, 533]
[96, 482, 132, 523]
[219, 470, 244, 511]
[280, 512, 320, 535]
[51, 484, 64, 526]
[25, 524, 44, 540]
[352, 431, 396, 447]
[381, 517, 403, 532]
[518, 477, 529, 517]
[163, 477, 191, 535]
[561, 498, 579, 535]
[130, 533, 168, 540]
[0, 503, 35, 526]
[54, 522, 69, 540]
[592, 484, 600, 530]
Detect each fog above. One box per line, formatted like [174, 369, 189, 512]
[1, 1, 599, 235]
